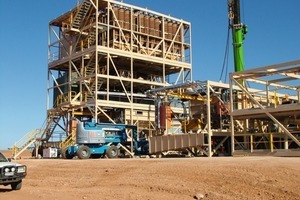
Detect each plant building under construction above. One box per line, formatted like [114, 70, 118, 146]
[12, 0, 300, 158]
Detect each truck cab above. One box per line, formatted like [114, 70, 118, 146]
[0, 152, 27, 190]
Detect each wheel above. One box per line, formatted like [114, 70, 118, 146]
[106, 145, 119, 159]
[61, 147, 73, 159]
[77, 145, 91, 159]
[11, 181, 22, 190]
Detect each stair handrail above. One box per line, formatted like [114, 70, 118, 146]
[12, 129, 40, 149]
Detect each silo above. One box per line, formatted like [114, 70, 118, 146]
[110, 6, 120, 45]
[144, 14, 149, 34]
[154, 18, 160, 37]
[138, 13, 144, 33]
[172, 23, 178, 41]
[167, 21, 173, 40]
[124, 9, 130, 30]
[149, 16, 155, 36]
[164, 20, 168, 39]
[112, 6, 119, 25]
[118, 8, 125, 28]
[139, 13, 146, 47]
[124, 9, 131, 43]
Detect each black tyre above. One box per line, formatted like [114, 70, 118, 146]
[11, 181, 22, 190]
[106, 145, 119, 159]
[61, 147, 74, 159]
[77, 145, 91, 159]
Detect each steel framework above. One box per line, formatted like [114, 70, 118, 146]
[230, 60, 300, 155]
[46, 0, 191, 147]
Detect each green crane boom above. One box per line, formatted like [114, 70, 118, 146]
[228, 0, 247, 72]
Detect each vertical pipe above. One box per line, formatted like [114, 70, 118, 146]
[270, 133, 273, 152]
[207, 81, 212, 157]
[284, 135, 288, 150]
[94, 0, 99, 123]
[230, 76, 235, 155]
[188, 23, 192, 78]
[266, 84, 270, 106]
[107, 6, 110, 46]
[47, 26, 50, 111]
[250, 135, 253, 152]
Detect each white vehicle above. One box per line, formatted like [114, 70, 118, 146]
[0, 152, 27, 190]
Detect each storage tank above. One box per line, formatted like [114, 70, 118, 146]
[149, 16, 155, 35]
[172, 23, 179, 41]
[164, 20, 168, 39]
[112, 7, 119, 25]
[144, 14, 149, 34]
[118, 8, 125, 28]
[159, 104, 172, 130]
[167, 21, 173, 40]
[124, 9, 130, 30]
[138, 14, 145, 33]
[154, 18, 161, 37]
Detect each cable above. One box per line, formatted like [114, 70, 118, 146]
[219, 20, 231, 83]
[241, 0, 246, 23]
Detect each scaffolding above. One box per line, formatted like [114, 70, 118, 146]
[45, 0, 191, 148]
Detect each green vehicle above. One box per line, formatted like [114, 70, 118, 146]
[0, 152, 27, 190]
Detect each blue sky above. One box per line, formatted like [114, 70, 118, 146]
[0, 0, 299, 149]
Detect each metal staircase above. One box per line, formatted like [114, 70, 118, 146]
[60, 131, 76, 148]
[89, 29, 96, 46]
[11, 129, 42, 159]
[11, 111, 61, 159]
[72, 0, 92, 30]
[40, 113, 61, 141]
[85, 59, 103, 100]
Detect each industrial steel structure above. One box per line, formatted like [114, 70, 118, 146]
[230, 60, 300, 155]
[11, 0, 300, 158]
[45, 0, 191, 148]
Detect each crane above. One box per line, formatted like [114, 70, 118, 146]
[228, 0, 247, 72]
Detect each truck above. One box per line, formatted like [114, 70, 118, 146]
[0, 151, 27, 190]
[61, 121, 149, 159]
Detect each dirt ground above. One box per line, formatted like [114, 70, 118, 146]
[1, 151, 300, 200]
